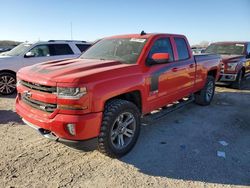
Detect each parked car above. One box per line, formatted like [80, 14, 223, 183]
[205, 41, 250, 88]
[0, 40, 92, 95]
[0, 47, 12, 53]
[16, 32, 221, 158]
[191, 47, 206, 54]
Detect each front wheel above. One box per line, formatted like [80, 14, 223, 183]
[194, 75, 215, 106]
[0, 72, 16, 95]
[98, 99, 140, 158]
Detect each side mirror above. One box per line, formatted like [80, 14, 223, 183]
[151, 53, 170, 64]
[24, 51, 35, 58]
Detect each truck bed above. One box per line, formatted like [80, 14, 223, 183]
[194, 53, 221, 62]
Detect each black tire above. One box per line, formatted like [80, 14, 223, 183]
[231, 69, 243, 89]
[194, 75, 215, 106]
[0, 72, 16, 95]
[98, 99, 140, 158]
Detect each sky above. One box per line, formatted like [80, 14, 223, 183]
[0, 0, 249, 45]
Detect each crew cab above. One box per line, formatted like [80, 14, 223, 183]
[205, 42, 250, 89]
[0, 40, 92, 95]
[16, 32, 221, 157]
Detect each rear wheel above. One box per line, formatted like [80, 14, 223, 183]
[195, 75, 215, 106]
[98, 99, 140, 158]
[0, 72, 16, 95]
[231, 69, 243, 89]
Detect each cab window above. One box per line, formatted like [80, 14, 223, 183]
[29, 45, 50, 57]
[174, 38, 190, 60]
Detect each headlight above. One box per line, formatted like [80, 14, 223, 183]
[57, 87, 87, 99]
[227, 62, 238, 71]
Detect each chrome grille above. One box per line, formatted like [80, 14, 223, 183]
[21, 94, 57, 113]
[20, 80, 56, 93]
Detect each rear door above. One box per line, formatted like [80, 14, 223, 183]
[172, 37, 196, 95]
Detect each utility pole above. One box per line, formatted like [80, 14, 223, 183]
[70, 22, 73, 40]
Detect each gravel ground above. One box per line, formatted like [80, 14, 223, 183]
[0, 79, 250, 188]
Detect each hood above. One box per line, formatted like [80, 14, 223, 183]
[221, 55, 244, 63]
[18, 58, 137, 85]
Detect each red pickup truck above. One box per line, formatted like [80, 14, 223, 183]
[205, 41, 250, 88]
[16, 32, 221, 157]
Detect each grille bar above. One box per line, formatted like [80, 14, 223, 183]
[22, 95, 57, 113]
[20, 80, 56, 93]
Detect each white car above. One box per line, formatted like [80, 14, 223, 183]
[0, 40, 92, 95]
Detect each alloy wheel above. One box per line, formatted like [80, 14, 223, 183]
[206, 81, 214, 102]
[0, 75, 16, 95]
[110, 112, 136, 150]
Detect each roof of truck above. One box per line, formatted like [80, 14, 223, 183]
[106, 33, 186, 39]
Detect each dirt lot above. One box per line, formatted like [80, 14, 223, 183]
[0, 80, 250, 188]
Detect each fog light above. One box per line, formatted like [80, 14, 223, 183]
[66, 123, 76, 136]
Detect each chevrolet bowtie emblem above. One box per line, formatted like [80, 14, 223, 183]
[24, 91, 32, 98]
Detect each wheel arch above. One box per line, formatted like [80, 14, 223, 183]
[0, 69, 16, 77]
[104, 90, 142, 113]
[207, 69, 217, 78]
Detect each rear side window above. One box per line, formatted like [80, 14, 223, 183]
[174, 38, 190, 60]
[76, 44, 91, 52]
[148, 38, 174, 62]
[49, 44, 74, 55]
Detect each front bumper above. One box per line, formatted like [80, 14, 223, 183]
[218, 73, 237, 82]
[16, 97, 103, 141]
[22, 118, 98, 150]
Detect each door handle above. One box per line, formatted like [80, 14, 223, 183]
[172, 67, 178, 72]
[189, 64, 194, 68]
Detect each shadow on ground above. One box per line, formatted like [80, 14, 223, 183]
[0, 110, 23, 124]
[0, 93, 17, 99]
[121, 80, 250, 186]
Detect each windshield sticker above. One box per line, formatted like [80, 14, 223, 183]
[236, 44, 244, 47]
[130, 38, 146, 43]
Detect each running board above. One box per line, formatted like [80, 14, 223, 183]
[141, 95, 194, 125]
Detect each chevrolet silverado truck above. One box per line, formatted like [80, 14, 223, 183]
[205, 41, 250, 89]
[16, 32, 221, 158]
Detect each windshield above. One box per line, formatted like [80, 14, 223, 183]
[80, 38, 147, 64]
[205, 43, 245, 55]
[1, 43, 32, 56]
